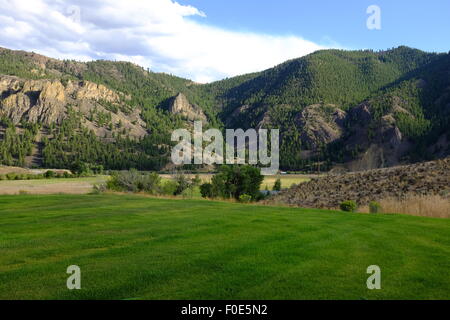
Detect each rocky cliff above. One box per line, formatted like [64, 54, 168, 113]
[295, 104, 347, 150]
[0, 75, 147, 138]
[334, 100, 413, 171]
[168, 93, 207, 122]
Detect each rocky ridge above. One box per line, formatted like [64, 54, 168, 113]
[168, 93, 207, 122]
[0, 75, 147, 138]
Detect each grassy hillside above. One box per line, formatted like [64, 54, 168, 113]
[0, 194, 448, 299]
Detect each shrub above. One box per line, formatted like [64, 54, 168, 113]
[173, 172, 192, 196]
[181, 187, 195, 199]
[369, 201, 382, 214]
[239, 194, 252, 203]
[139, 173, 162, 194]
[71, 161, 92, 176]
[107, 169, 161, 194]
[91, 184, 107, 195]
[211, 165, 264, 201]
[44, 170, 55, 178]
[191, 174, 202, 187]
[6, 173, 16, 180]
[161, 180, 178, 196]
[273, 178, 282, 191]
[200, 183, 214, 198]
[340, 200, 358, 212]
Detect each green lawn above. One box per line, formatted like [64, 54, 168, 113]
[0, 194, 448, 300]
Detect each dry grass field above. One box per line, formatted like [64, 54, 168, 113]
[0, 172, 311, 196]
[0, 166, 70, 175]
[0, 176, 108, 195]
[161, 173, 313, 190]
[359, 195, 450, 218]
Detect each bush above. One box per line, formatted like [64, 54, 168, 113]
[369, 201, 382, 214]
[6, 173, 16, 180]
[71, 161, 92, 176]
[91, 184, 107, 195]
[139, 173, 162, 194]
[239, 194, 252, 203]
[191, 174, 202, 187]
[173, 172, 191, 196]
[273, 178, 282, 191]
[107, 169, 161, 194]
[211, 165, 264, 201]
[200, 183, 214, 198]
[44, 170, 55, 178]
[340, 200, 358, 212]
[161, 180, 178, 196]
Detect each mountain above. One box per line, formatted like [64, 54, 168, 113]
[0, 46, 449, 172]
[213, 46, 450, 171]
[0, 47, 218, 170]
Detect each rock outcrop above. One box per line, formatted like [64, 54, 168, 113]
[168, 93, 207, 122]
[0, 75, 146, 138]
[338, 101, 412, 171]
[295, 104, 346, 149]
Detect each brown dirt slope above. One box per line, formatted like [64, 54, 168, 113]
[270, 157, 450, 209]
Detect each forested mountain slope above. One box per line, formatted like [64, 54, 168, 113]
[214, 46, 450, 170]
[0, 46, 449, 172]
[0, 47, 215, 170]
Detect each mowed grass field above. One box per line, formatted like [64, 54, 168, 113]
[0, 194, 449, 300]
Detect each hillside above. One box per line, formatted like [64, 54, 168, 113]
[0, 47, 214, 170]
[270, 157, 450, 209]
[215, 47, 450, 170]
[1, 46, 449, 171]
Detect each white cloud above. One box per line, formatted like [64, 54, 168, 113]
[0, 0, 330, 82]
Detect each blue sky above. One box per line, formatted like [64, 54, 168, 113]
[0, 0, 448, 82]
[180, 0, 450, 53]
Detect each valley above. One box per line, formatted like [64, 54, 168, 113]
[0, 46, 449, 302]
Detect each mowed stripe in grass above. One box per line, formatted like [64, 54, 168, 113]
[0, 194, 449, 300]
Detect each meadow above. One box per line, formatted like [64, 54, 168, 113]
[160, 174, 312, 190]
[0, 194, 448, 300]
[0, 174, 311, 196]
